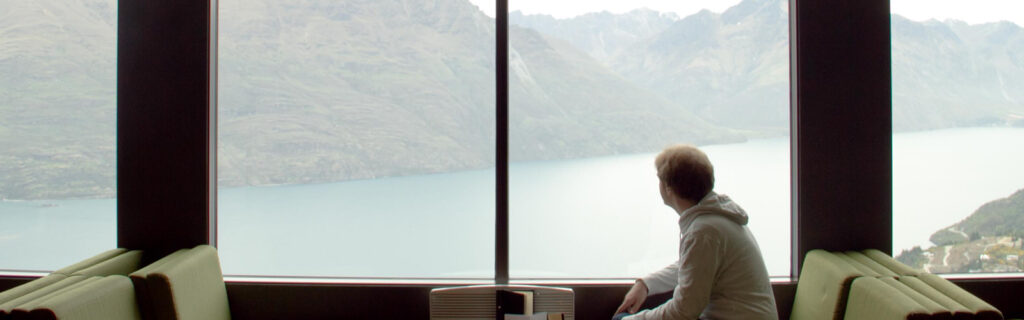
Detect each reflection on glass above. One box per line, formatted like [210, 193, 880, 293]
[217, 0, 495, 278]
[0, 0, 118, 271]
[891, 4, 1024, 273]
[506, 0, 791, 278]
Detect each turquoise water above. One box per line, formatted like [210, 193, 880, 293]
[892, 127, 1024, 253]
[0, 198, 116, 272]
[3, 127, 1024, 278]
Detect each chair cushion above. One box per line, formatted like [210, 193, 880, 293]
[917, 273, 1003, 320]
[897, 276, 973, 319]
[0, 275, 67, 307]
[0, 275, 86, 317]
[15, 275, 140, 320]
[8, 276, 103, 319]
[877, 277, 953, 319]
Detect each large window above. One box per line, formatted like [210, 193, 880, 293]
[505, 0, 791, 278]
[213, 0, 792, 280]
[891, 1, 1024, 274]
[0, 0, 117, 272]
[216, 0, 496, 278]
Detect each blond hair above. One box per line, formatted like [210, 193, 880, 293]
[655, 144, 715, 203]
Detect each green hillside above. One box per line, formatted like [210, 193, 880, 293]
[943, 188, 1024, 239]
[899, 188, 1024, 272]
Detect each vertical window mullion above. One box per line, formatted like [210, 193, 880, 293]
[209, 0, 219, 248]
[495, 0, 510, 285]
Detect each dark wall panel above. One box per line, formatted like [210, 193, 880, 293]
[0, 277, 32, 293]
[791, 0, 893, 275]
[222, 282, 796, 320]
[117, 0, 213, 258]
[226, 283, 433, 319]
[953, 279, 1024, 318]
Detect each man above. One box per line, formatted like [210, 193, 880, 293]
[614, 145, 778, 320]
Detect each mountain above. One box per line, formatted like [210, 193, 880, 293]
[215, 0, 740, 188]
[506, 25, 736, 161]
[0, 0, 117, 199]
[5, 0, 1024, 200]
[892, 17, 1024, 130]
[4, 0, 731, 198]
[515, 0, 1024, 133]
[509, 9, 679, 65]
[608, 0, 790, 134]
[217, 0, 501, 187]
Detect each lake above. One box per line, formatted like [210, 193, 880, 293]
[3, 127, 1024, 279]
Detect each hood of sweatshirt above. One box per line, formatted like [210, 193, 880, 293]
[677, 192, 750, 229]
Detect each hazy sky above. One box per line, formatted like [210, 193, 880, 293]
[468, 0, 1024, 26]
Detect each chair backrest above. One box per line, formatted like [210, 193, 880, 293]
[862, 249, 923, 276]
[70, 251, 144, 277]
[51, 249, 129, 276]
[129, 245, 231, 320]
[791, 250, 869, 320]
[129, 249, 188, 320]
[844, 251, 899, 277]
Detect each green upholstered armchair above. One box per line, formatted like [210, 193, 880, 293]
[0, 249, 144, 320]
[790, 249, 1003, 320]
[6, 276, 140, 320]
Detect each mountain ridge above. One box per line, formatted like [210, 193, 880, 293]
[516, 0, 1024, 133]
[2, 0, 1023, 200]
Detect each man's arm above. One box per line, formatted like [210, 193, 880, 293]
[627, 232, 720, 320]
[616, 260, 679, 315]
[615, 279, 648, 314]
[642, 259, 681, 295]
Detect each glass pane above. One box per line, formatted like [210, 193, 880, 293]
[891, 1, 1024, 274]
[217, 0, 496, 278]
[0, 0, 118, 271]
[505, 0, 791, 278]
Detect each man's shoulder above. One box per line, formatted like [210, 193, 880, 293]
[689, 213, 738, 228]
[685, 214, 747, 240]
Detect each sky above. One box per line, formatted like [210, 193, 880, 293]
[468, 0, 1024, 27]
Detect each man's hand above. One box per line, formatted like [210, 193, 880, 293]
[615, 279, 649, 314]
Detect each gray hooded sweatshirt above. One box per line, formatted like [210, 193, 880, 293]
[626, 192, 778, 320]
